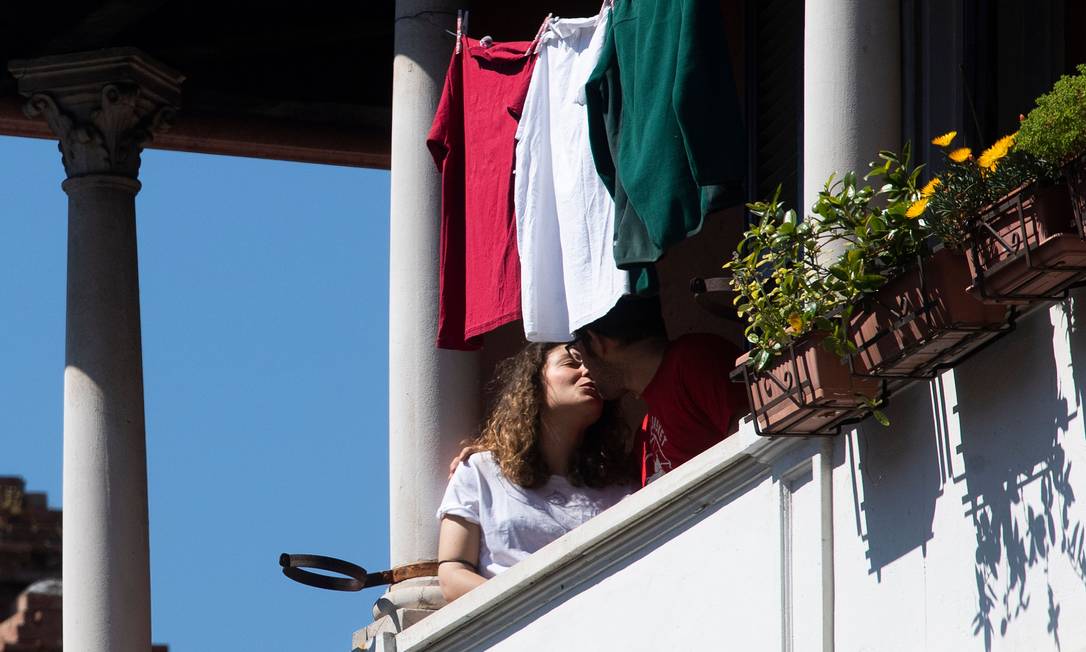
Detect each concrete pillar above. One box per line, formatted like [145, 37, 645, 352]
[803, 0, 901, 260]
[9, 49, 183, 652]
[802, 3, 899, 647]
[372, 0, 480, 639]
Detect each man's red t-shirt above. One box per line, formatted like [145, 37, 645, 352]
[427, 38, 537, 350]
[638, 333, 748, 486]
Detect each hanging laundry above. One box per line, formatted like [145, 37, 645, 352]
[514, 11, 630, 342]
[428, 36, 538, 350]
[584, 0, 747, 268]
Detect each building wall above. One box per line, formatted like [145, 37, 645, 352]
[0, 478, 60, 621]
[402, 295, 1086, 652]
[833, 296, 1086, 652]
[385, 4, 1086, 649]
[0, 479, 168, 652]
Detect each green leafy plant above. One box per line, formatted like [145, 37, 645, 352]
[726, 146, 925, 372]
[1017, 63, 1086, 164]
[813, 147, 928, 271]
[726, 187, 836, 371]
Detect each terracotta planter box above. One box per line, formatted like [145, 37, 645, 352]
[733, 335, 881, 436]
[967, 181, 1086, 303]
[850, 247, 1012, 378]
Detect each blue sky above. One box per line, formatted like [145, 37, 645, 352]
[0, 135, 392, 650]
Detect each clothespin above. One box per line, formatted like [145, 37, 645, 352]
[529, 13, 553, 56]
[455, 10, 468, 54]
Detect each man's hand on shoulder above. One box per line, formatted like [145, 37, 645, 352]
[448, 445, 483, 479]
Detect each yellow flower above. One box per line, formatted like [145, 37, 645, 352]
[906, 197, 929, 219]
[787, 313, 803, 334]
[920, 177, 941, 197]
[948, 147, 972, 163]
[931, 131, 957, 147]
[978, 134, 1014, 171]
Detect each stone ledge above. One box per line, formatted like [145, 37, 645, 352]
[354, 608, 436, 651]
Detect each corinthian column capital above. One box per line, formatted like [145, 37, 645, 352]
[23, 84, 176, 179]
[9, 48, 184, 179]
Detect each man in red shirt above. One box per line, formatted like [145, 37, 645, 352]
[569, 297, 748, 486]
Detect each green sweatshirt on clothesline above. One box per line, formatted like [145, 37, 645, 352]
[585, 0, 747, 269]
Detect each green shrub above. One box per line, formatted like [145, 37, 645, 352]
[1017, 63, 1086, 164]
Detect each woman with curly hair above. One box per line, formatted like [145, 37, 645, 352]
[436, 342, 634, 602]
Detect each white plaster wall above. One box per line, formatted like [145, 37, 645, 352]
[486, 474, 782, 652]
[834, 295, 1086, 652]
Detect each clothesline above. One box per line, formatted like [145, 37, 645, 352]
[430, 1, 746, 351]
[456, 9, 555, 57]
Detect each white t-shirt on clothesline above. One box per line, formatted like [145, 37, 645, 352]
[514, 11, 629, 342]
[437, 451, 630, 578]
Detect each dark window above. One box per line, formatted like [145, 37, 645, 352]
[746, 0, 804, 212]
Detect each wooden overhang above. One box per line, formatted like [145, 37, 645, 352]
[0, 1, 603, 169]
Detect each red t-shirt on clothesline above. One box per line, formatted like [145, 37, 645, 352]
[427, 37, 537, 350]
[638, 333, 748, 486]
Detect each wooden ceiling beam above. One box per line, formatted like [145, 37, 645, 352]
[0, 95, 390, 169]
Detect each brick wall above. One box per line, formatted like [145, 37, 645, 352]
[0, 477, 167, 651]
[0, 477, 60, 621]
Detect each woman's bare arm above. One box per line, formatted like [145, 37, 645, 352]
[437, 515, 486, 602]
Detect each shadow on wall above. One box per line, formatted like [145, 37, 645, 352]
[954, 301, 1082, 652]
[846, 379, 942, 581]
[1062, 292, 1086, 594]
[849, 295, 1086, 652]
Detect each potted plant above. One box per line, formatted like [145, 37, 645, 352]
[1017, 63, 1086, 225]
[819, 148, 1012, 380]
[727, 147, 1012, 436]
[848, 243, 1012, 379]
[918, 117, 1086, 304]
[727, 188, 884, 436]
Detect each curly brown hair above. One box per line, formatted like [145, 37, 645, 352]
[473, 342, 633, 489]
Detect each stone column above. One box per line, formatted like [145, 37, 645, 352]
[804, 0, 901, 261]
[802, 4, 899, 649]
[365, 0, 481, 644]
[9, 49, 183, 652]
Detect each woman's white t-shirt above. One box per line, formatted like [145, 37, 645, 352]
[437, 452, 630, 578]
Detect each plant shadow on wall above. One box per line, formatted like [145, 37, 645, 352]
[845, 379, 942, 580]
[1063, 290, 1086, 582]
[955, 306, 1081, 652]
